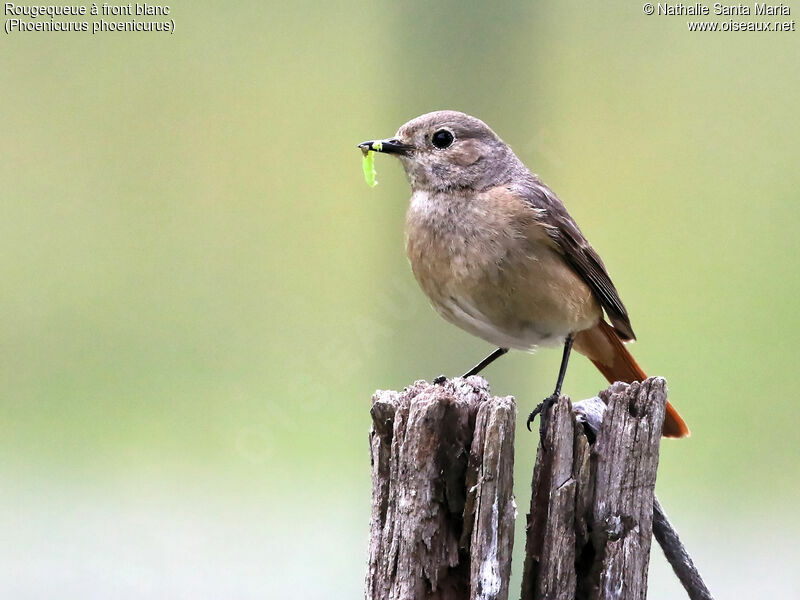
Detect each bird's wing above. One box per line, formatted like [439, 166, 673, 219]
[514, 178, 636, 340]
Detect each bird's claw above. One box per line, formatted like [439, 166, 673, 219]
[526, 393, 560, 433]
[433, 375, 447, 385]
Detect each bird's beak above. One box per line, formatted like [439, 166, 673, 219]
[357, 138, 412, 156]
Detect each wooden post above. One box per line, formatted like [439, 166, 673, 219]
[366, 376, 713, 600]
[521, 379, 666, 600]
[365, 377, 516, 600]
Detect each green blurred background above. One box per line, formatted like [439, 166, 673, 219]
[2, 2, 798, 597]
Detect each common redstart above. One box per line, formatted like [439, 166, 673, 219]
[359, 111, 688, 437]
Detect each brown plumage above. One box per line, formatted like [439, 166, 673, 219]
[405, 186, 602, 350]
[360, 110, 689, 438]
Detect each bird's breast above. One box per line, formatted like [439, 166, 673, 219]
[405, 188, 602, 350]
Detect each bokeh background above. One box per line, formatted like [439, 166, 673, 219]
[3, 2, 799, 598]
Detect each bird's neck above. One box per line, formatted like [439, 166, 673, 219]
[406, 188, 500, 246]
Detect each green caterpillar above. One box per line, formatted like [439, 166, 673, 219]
[361, 141, 381, 187]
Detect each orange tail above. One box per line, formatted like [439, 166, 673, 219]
[573, 320, 689, 438]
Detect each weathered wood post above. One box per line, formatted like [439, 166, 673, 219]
[366, 377, 516, 600]
[365, 376, 712, 600]
[521, 379, 666, 600]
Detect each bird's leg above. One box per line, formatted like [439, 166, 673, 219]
[527, 334, 574, 433]
[462, 347, 509, 378]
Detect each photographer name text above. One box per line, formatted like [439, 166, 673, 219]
[655, 2, 789, 15]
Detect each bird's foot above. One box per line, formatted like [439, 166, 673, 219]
[526, 393, 560, 435]
[433, 375, 447, 385]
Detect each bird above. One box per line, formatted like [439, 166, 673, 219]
[358, 110, 688, 438]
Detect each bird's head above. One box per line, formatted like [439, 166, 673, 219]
[358, 110, 519, 193]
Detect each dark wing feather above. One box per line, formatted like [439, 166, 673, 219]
[514, 178, 636, 340]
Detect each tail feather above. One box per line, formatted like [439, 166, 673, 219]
[573, 320, 689, 438]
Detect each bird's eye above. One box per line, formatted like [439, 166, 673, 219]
[431, 129, 454, 149]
